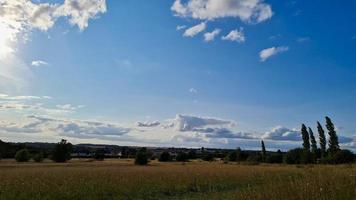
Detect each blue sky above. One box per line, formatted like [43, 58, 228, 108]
[0, 0, 355, 151]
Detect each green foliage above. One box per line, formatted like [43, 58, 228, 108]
[308, 127, 318, 154]
[285, 148, 303, 164]
[301, 124, 310, 151]
[135, 147, 149, 165]
[317, 121, 327, 157]
[202, 153, 214, 161]
[33, 152, 44, 162]
[246, 153, 262, 164]
[159, 151, 172, 162]
[331, 150, 354, 164]
[227, 151, 237, 162]
[188, 150, 197, 159]
[51, 139, 73, 163]
[15, 149, 30, 162]
[261, 140, 266, 162]
[325, 116, 340, 155]
[266, 150, 283, 164]
[176, 152, 189, 162]
[300, 150, 315, 164]
[94, 149, 105, 161]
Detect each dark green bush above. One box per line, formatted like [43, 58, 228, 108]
[176, 152, 189, 162]
[331, 150, 354, 164]
[15, 149, 30, 162]
[158, 151, 172, 162]
[33, 152, 44, 162]
[188, 150, 197, 159]
[285, 148, 303, 164]
[51, 139, 73, 163]
[202, 153, 214, 161]
[227, 151, 237, 162]
[266, 152, 283, 164]
[135, 147, 149, 165]
[94, 149, 105, 161]
[246, 153, 262, 163]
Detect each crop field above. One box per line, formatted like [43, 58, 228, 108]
[0, 159, 355, 200]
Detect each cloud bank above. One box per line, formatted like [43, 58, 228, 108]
[171, 0, 273, 23]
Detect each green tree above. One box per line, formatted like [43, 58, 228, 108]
[94, 149, 105, 161]
[308, 127, 318, 154]
[325, 116, 339, 155]
[317, 121, 327, 157]
[176, 152, 189, 162]
[15, 149, 30, 162]
[158, 151, 172, 162]
[33, 152, 44, 162]
[51, 139, 73, 163]
[301, 124, 310, 151]
[135, 147, 149, 165]
[261, 140, 266, 162]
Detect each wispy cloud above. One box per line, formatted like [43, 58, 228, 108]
[297, 37, 310, 43]
[183, 22, 206, 37]
[204, 29, 221, 42]
[259, 46, 289, 62]
[222, 28, 245, 43]
[31, 60, 49, 67]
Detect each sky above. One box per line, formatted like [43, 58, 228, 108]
[0, 0, 355, 151]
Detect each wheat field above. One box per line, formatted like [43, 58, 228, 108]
[0, 159, 354, 200]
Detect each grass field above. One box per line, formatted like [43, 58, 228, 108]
[0, 159, 355, 200]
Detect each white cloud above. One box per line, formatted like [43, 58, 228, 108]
[55, 0, 107, 31]
[259, 46, 289, 62]
[136, 121, 161, 128]
[166, 114, 235, 132]
[56, 104, 85, 111]
[222, 28, 245, 42]
[171, 0, 273, 23]
[204, 28, 221, 42]
[31, 60, 49, 67]
[183, 22, 206, 37]
[0, 0, 107, 91]
[262, 126, 301, 141]
[0, 0, 106, 56]
[176, 25, 187, 30]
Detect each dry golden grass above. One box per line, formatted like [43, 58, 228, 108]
[0, 159, 354, 200]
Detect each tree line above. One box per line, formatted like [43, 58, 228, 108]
[1, 117, 354, 165]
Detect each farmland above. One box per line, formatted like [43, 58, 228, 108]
[0, 159, 355, 200]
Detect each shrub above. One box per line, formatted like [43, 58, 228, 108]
[285, 148, 303, 164]
[301, 150, 315, 164]
[94, 149, 105, 161]
[266, 151, 283, 164]
[158, 151, 172, 162]
[202, 153, 214, 161]
[227, 151, 237, 162]
[331, 150, 354, 164]
[176, 152, 189, 162]
[188, 150, 197, 159]
[246, 153, 262, 163]
[33, 152, 44, 162]
[15, 149, 30, 162]
[135, 147, 149, 165]
[51, 139, 73, 163]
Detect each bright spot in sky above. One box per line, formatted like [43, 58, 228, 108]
[0, 21, 16, 58]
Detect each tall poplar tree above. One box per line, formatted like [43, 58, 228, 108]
[301, 124, 310, 151]
[308, 127, 318, 154]
[317, 121, 327, 157]
[325, 116, 339, 155]
[261, 140, 266, 162]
